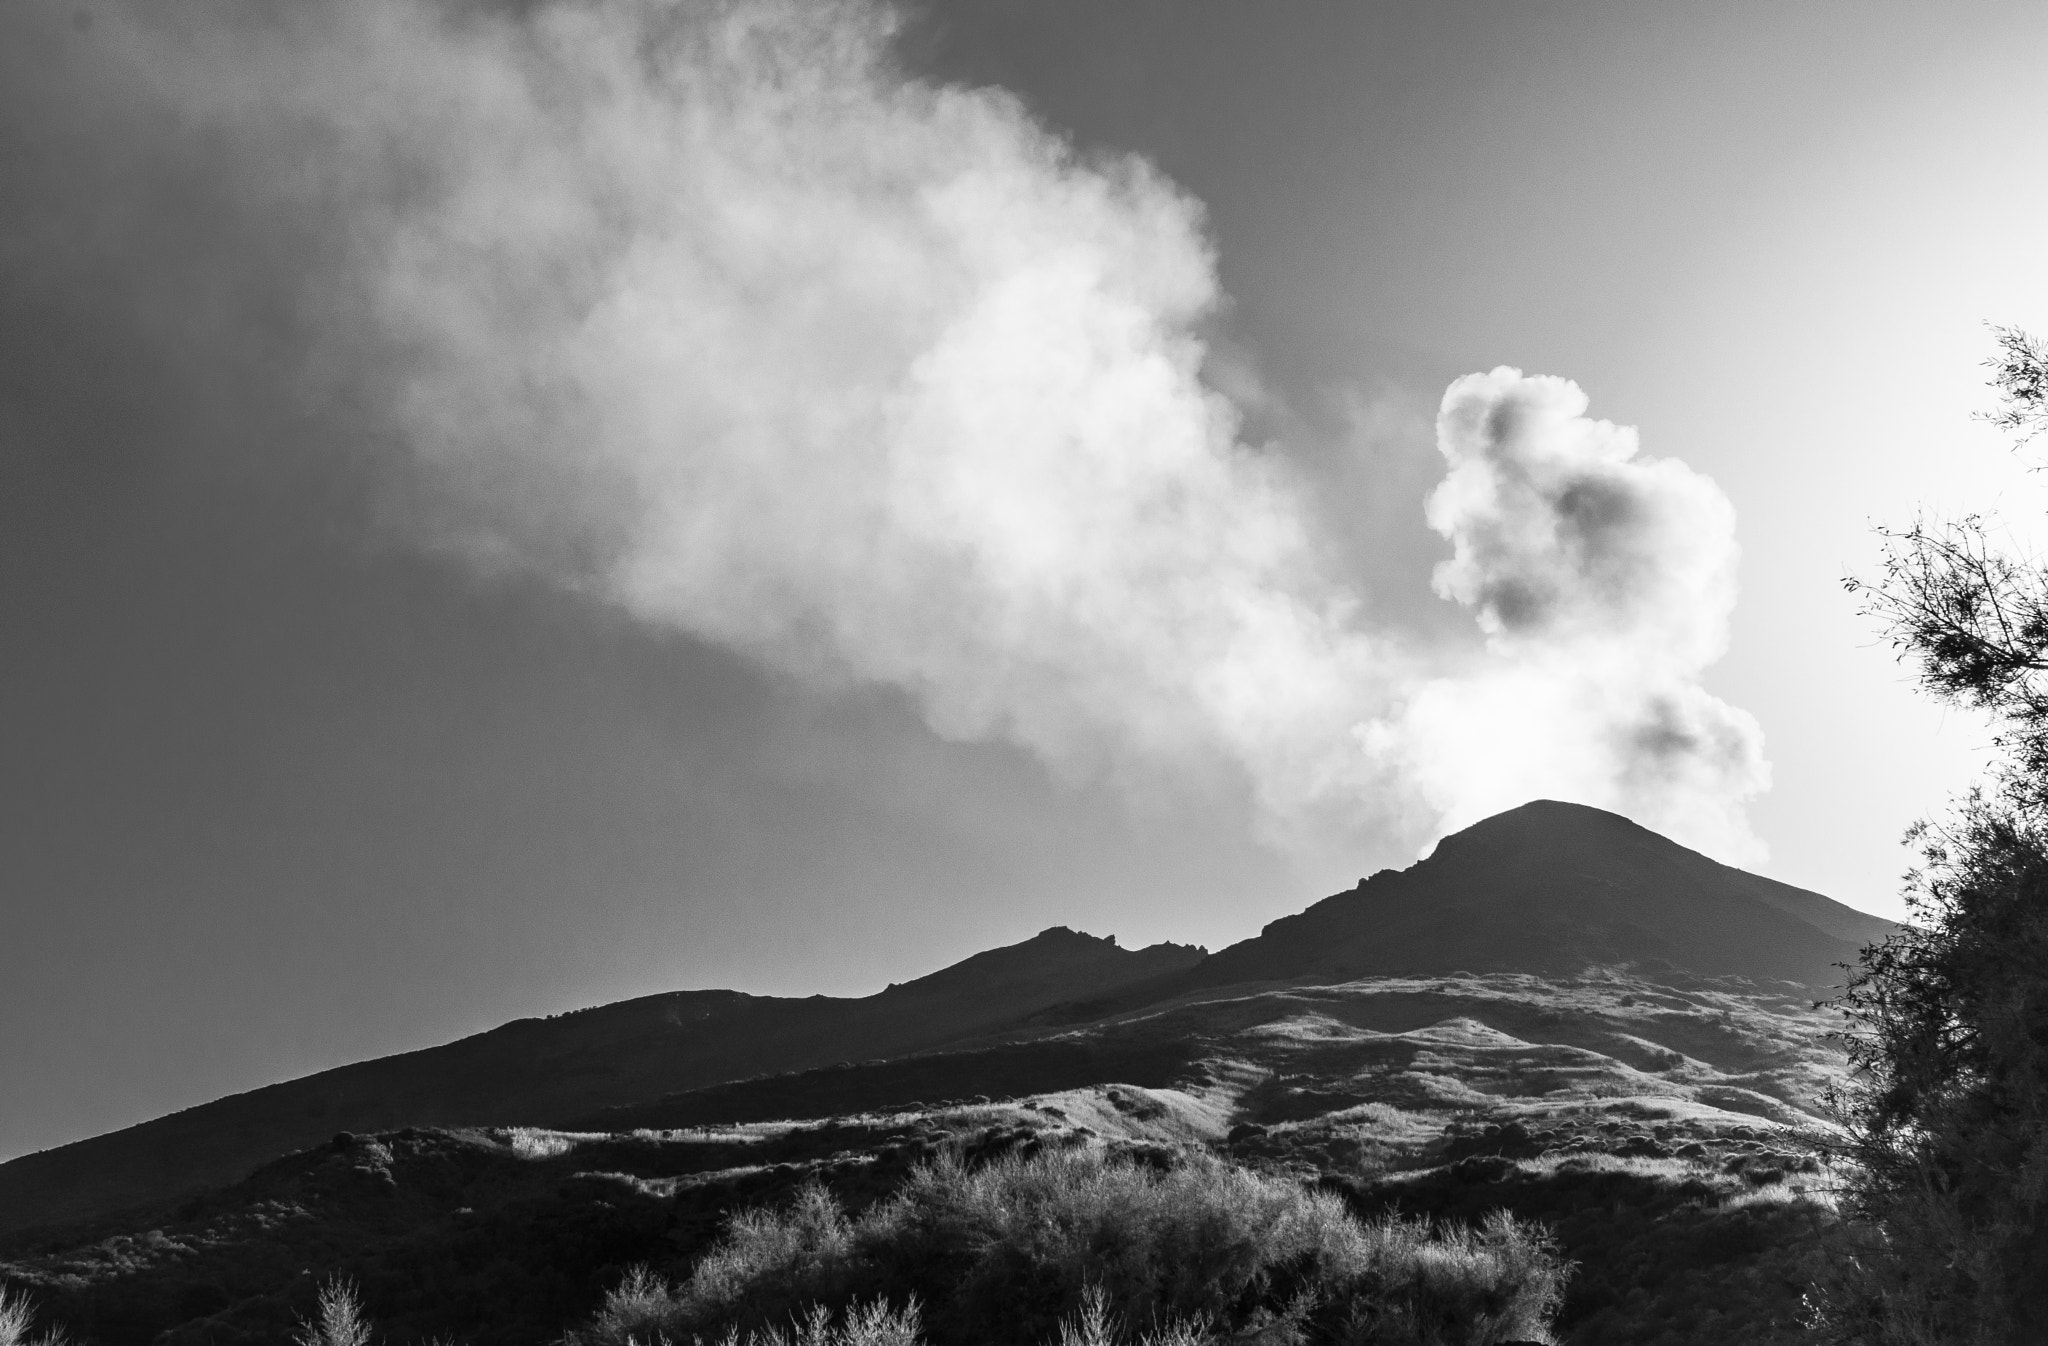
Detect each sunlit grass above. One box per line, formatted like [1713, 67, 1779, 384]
[0, 1288, 67, 1346]
[571, 1146, 1567, 1346]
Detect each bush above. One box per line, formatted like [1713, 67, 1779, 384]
[705, 1298, 925, 1346]
[296, 1279, 374, 1346]
[0, 1287, 67, 1346]
[1814, 799, 2048, 1345]
[570, 1147, 1567, 1346]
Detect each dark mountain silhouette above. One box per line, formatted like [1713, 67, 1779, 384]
[0, 800, 1889, 1241]
[1036, 800, 1890, 1025]
[0, 926, 1200, 1238]
[5, 962, 1854, 1346]
[1234, 799, 1889, 983]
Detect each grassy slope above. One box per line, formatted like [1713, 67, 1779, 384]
[2, 967, 1846, 1346]
[0, 929, 1203, 1238]
[1, 799, 1881, 1247]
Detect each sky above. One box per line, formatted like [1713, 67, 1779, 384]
[4, 0, 2048, 1163]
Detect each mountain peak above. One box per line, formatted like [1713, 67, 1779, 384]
[0, 799, 1872, 1243]
[1207, 799, 1893, 989]
[884, 925, 1199, 1000]
[1028, 925, 1113, 946]
[1433, 798, 1656, 853]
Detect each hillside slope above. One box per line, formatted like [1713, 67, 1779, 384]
[2, 966, 1847, 1346]
[0, 800, 1891, 1242]
[1041, 801, 1890, 1025]
[1232, 800, 1885, 983]
[0, 927, 1200, 1237]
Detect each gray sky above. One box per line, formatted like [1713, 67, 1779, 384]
[4, 0, 2047, 1162]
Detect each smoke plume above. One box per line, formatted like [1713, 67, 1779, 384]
[1, 0, 1768, 860]
[1380, 370, 1769, 858]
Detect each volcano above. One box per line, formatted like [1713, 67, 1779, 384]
[1039, 799, 1890, 1025]
[0, 800, 1890, 1241]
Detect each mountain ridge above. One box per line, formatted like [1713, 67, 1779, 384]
[0, 926, 1202, 1237]
[1029, 801, 1887, 1026]
[0, 799, 1892, 1241]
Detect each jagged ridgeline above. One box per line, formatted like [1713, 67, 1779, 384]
[0, 802, 1888, 1345]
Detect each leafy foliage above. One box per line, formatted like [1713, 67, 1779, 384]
[1982, 325, 2048, 444]
[1854, 518, 2048, 754]
[1818, 801, 2048, 1344]
[1848, 330, 2048, 793]
[1828, 327, 2048, 1344]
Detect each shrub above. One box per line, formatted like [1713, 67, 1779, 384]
[0, 1287, 67, 1346]
[1813, 797, 2048, 1345]
[1048, 1286, 1207, 1346]
[296, 1279, 374, 1346]
[710, 1298, 925, 1346]
[570, 1147, 1567, 1346]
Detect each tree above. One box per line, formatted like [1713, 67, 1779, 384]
[1824, 327, 2048, 1345]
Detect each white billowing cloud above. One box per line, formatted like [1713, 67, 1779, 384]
[93, 0, 1399, 841]
[24, 0, 1768, 862]
[1374, 370, 1769, 859]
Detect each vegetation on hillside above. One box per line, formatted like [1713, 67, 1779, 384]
[568, 1146, 1566, 1346]
[1344, 1148, 1835, 1346]
[294, 1280, 373, 1346]
[1, 968, 1849, 1346]
[1828, 326, 2048, 1345]
[0, 1287, 68, 1346]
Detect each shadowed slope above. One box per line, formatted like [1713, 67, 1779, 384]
[1045, 801, 1890, 1026]
[2, 967, 1843, 1346]
[0, 928, 1201, 1238]
[0, 801, 1888, 1241]
[1, 800, 1885, 1346]
[1231, 800, 1885, 983]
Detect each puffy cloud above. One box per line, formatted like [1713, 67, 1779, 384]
[1377, 370, 1769, 859]
[1428, 369, 1740, 665]
[1, 0, 1768, 864]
